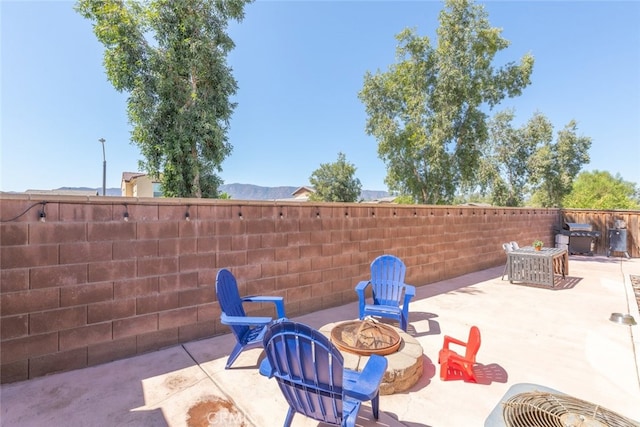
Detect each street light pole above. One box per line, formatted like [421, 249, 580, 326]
[99, 138, 106, 196]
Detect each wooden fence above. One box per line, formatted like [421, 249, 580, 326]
[562, 209, 639, 258]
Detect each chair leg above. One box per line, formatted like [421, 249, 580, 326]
[284, 407, 296, 427]
[461, 363, 477, 383]
[371, 392, 380, 419]
[225, 342, 244, 369]
[502, 262, 508, 280]
[439, 361, 448, 380]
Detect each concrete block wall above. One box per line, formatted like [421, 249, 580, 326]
[0, 194, 560, 383]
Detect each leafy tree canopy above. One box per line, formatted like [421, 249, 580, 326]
[475, 111, 591, 207]
[527, 120, 591, 207]
[309, 152, 363, 202]
[76, 0, 252, 198]
[562, 170, 640, 210]
[393, 194, 416, 204]
[359, 0, 533, 204]
[475, 110, 551, 206]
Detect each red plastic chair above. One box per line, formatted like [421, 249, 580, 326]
[438, 326, 481, 382]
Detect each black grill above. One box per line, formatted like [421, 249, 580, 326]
[607, 220, 630, 258]
[560, 222, 600, 255]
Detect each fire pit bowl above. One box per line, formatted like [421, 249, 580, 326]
[330, 319, 401, 356]
[320, 319, 424, 395]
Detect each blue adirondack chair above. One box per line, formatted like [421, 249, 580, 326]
[355, 254, 416, 332]
[259, 320, 388, 427]
[215, 268, 286, 369]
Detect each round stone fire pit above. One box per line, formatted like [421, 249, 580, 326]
[330, 319, 401, 356]
[320, 319, 423, 395]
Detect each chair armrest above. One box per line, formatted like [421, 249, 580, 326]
[446, 352, 473, 365]
[355, 281, 371, 297]
[258, 358, 274, 378]
[221, 313, 273, 326]
[442, 334, 467, 350]
[355, 281, 371, 319]
[344, 354, 387, 401]
[242, 296, 286, 318]
[403, 284, 416, 306]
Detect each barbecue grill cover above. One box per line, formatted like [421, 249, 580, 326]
[563, 222, 593, 231]
[608, 229, 628, 252]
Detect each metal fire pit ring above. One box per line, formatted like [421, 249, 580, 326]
[330, 319, 401, 356]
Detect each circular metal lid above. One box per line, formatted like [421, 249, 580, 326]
[330, 319, 401, 356]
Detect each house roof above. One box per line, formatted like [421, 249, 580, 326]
[121, 172, 147, 183]
[291, 186, 315, 197]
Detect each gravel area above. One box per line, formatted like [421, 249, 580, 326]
[631, 275, 640, 312]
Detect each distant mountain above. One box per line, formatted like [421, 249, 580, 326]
[220, 183, 297, 200]
[220, 183, 389, 201]
[360, 189, 390, 201]
[10, 187, 122, 196]
[57, 187, 122, 196]
[30, 184, 388, 200]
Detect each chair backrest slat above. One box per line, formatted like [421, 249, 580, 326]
[371, 255, 407, 306]
[465, 326, 482, 362]
[215, 269, 249, 340]
[264, 321, 345, 425]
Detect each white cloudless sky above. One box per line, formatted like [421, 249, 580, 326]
[2, 0, 639, 193]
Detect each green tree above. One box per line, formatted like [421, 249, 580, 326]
[309, 153, 362, 202]
[478, 110, 553, 206]
[359, 0, 533, 204]
[393, 194, 416, 204]
[76, 0, 252, 198]
[528, 120, 591, 207]
[474, 112, 592, 208]
[562, 171, 639, 209]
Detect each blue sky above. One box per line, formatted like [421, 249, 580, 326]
[2, 1, 639, 193]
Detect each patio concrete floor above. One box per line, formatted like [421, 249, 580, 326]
[2, 255, 640, 427]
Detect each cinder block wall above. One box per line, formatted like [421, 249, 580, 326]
[0, 195, 560, 383]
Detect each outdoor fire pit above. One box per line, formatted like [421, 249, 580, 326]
[320, 318, 423, 395]
[330, 319, 401, 356]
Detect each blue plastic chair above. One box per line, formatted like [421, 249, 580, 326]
[355, 254, 416, 332]
[259, 320, 388, 427]
[215, 269, 286, 369]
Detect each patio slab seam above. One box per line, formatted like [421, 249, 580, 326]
[623, 270, 640, 390]
[179, 344, 263, 427]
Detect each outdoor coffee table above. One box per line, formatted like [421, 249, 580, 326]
[508, 246, 569, 287]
